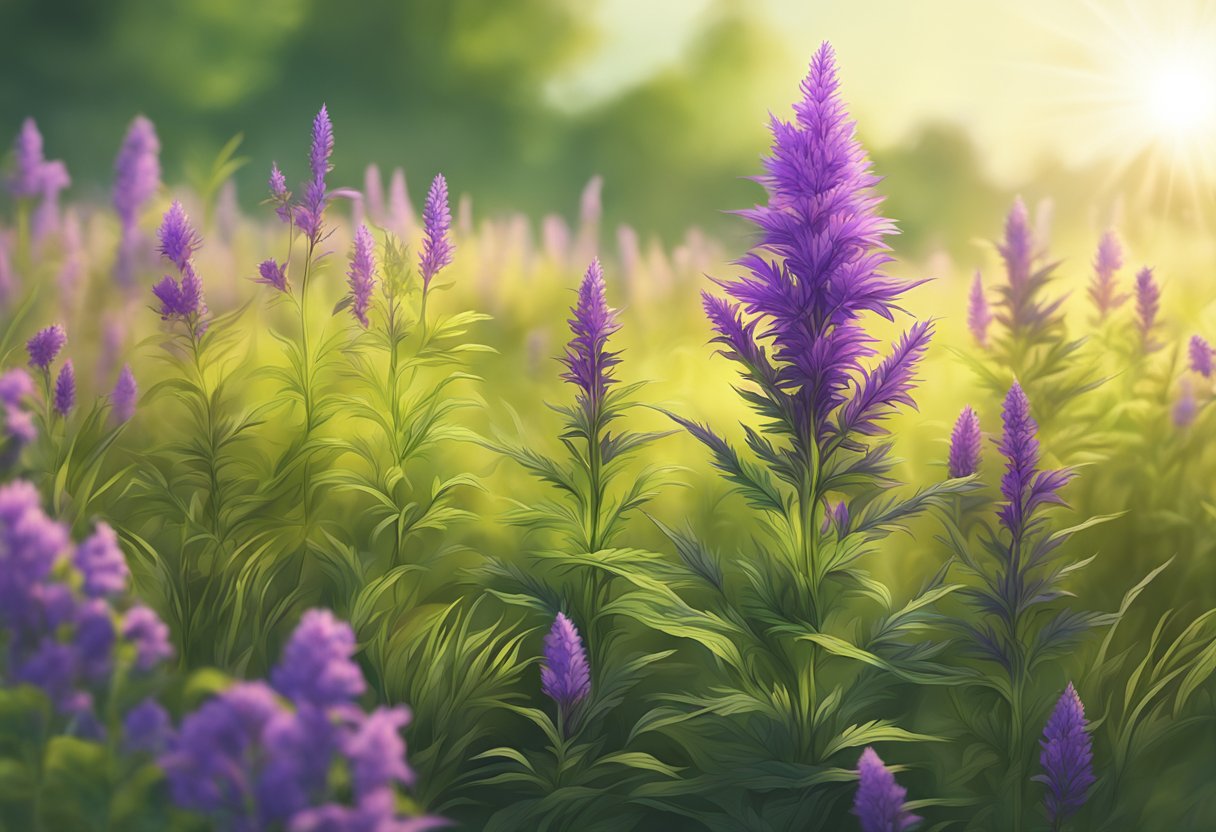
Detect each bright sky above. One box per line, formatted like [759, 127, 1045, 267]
[547, 0, 1216, 189]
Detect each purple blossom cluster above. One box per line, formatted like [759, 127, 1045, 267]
[997, 382, 1071, 542]
[419, 174, 454, 292]
[852, 747, 920, 832]
[25, 323, 75, 418]
[1033, 683, 1094, 826]
[151, 201, 207, 325]
[1088, 229, 1126, 321]
[559, 258, 620, 415]
[346, 224, 377, 328]
[948, 405, 982, 478]
[704, 42, 931, 449]
[1134, 267, 1160, 352]
[112, 115, 161, 287]
[0, 479, 172, 735]
[7, 119, 71, 241]
[162, 608, 442, 831]
[993, 197, 1064, 336]
[265, 106, 333, 249]
[968, 272, 991, 348]
[0, 368, 37, 454]
[540, 612, 591, 712]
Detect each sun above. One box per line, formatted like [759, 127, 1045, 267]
[1031, 0, 1216, 220]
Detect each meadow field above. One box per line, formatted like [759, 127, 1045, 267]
[1, 15, 1215, 832]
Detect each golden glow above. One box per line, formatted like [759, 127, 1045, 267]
[1142, 57, 1216, 138]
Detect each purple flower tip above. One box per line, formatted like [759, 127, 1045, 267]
[968, 272, 991, 348]
[9, 118, 46, 198]
[997, 382, 1071, 537]
[113, 115, 161, 227]
[1135, 267, 1160, 350]
[1089, 229, 1126, 319]
[419, 173, 454, 290]
[271, 608, 366, 708]
[1189, 335, 1213, 378]
[346, 225, 377, 328]
[541, 612, 591, 710]
[112, 364, 138, 422]
[157, 201, 200, 271]
[560, 258, 621, 412]
[53, 360, 75, 416]
[948, 405, 982, 478]
[853, 747, 921, 832]
[310, 105, 334, 185]
[0, 368, 34, 406]
[1033, 683, 1094, 825]
[256, 258, 290, 293]
[27, 324, 67, 370]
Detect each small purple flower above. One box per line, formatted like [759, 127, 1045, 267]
[852, 747, 920, 832]
[309, 105, 334, 184]
[53, 360, 75, 416]
[5, 405, 36, 446]
[124, 698, 174, 755]
[112, 364, 138, 423]
[74, 598, 116, 681]
[997, 382, 1071, 541]
[346, 225, 377, 328]
[152, 275, 185, 319]
[541, 612, 591, 710]
[8, 118, 45, 199]
[560, 258, 621, 415]
[968, 272, 991, 348]
[157, 201, 200, 271]
[271, 608, 366, 709]
[113, 115, 161, 228]
[1190, 335, 1213, 377]
[269, 163, 292, 223]
[258, 706, 340, 822]
[1135, 267, 1160, 351]
[0, 481, 69, 632]
[27, 324, 67, 370]
[122, 604, 174, 671]
[344, 706, 414, 799]
[948, 405, 982, 478]
[74, 522, 129, 598]
[820, 500, 849, 535]
[1033, 683, 1094, 826]
[256, 258, 289, 293]
[1000, 197, 1034, 293]
[419, 174, 454, 291]
[1088, 229, 1126, 320]
[0, 368, 34, 405]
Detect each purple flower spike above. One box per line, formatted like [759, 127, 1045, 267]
[541, 612, 591, 710]
[346, 225, 377, 328]
[157, 201, 200, 271]
[948, 405, 982, 478]
[271, 608, 366, 709]
[345, 706, 414, 798]
[1088, 229, 1126, 320]
[1189, 335, 1213, 378]
[53, 360, 75, 416]
[419, 173, 454, 291]
[269, 163, 292, 223]
[1135, 267, 1160, 351]
[1174, 379, 1197, 428]
[256, 258, 289, 293]
[112, 364, 138, 422]
[560, 258, 621, 415]
[1033, 683, 1094, 826]
[997, 382, 1071, 540]
[968, 272, 991, 348]
[8, 118, 45, 198]
[838, 321, 934, 437]
[852, 747, 921, 832]
[0, 369, 33, 406]
[32, 160, 70, 241]
[820, 500, 849, 535]
[113, 115, 161, 228]
[27, 324, 66, 370]
[74, 521, 129, 598]
[1000, 197, 1034, 293]
[309, 105, 334, 184]
[122, 604, 174, 671]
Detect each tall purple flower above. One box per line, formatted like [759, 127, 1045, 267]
[994, 197, 1064, 336]
[559, 259, 620, 414]
[541, 613, 591, 711]
[113, 115, 161, 228]
[53, 360, 75, 416]
[1135, 267, 1160, 351]
[1088, 229, 1125, 320]
[997, 382, 1071, 540]
[112, 364, 138, 423]
[154, 202, 205, 321]
[1033, 683, 1094, 826]
[269, 162, 292, 223]
[256, 258, 289, 293]
[1189, 335, 1213, 378]
[294, 105, 333, 244]
[852, 747, 920, 832]
[346, 224, 377, 328]
[711, 42, 928, 445]
[419, 174, 454, 291]
[968, 272, 991, 348]
[8, 118, 45, 199]
[270, 609, 366, 709]
[27, 324, 66, 370]
[948, 405, 982, 478]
